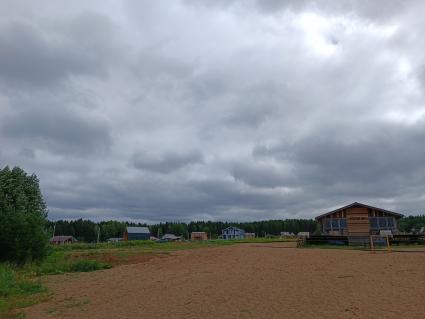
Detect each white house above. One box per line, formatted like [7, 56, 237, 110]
[220, 226, 245, 240]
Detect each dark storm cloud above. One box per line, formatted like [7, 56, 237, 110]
[1, 0, 425, 221]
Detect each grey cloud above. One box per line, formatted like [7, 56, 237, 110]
[19, 148, 35, 159]
[1, 0, 425, 221]
[1, 103, 111, 156]
[132, 150, 203, 173]
[0, 13, 118, 87]
[231, 162, 293, 188]
[191, 0, 414, 22]
[253, 121, 425, 193]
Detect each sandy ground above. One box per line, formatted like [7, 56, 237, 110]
[24, 243, 425, 319]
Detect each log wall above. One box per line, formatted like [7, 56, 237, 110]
[346, 207, 370, 235]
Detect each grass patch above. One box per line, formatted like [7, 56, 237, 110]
[25, 251, 110, 275]
[50, 238, 293, 252]
[0, 264, 49, 318]
[69, 260, 110, 272]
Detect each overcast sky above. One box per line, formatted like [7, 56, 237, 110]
[1, 0, 424, 222]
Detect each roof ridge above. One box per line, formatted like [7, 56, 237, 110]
[315, 202, 403, 220]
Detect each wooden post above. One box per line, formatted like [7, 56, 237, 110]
[386, 235, 391, 252]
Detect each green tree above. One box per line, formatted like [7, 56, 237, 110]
[0, 166, 49, 264]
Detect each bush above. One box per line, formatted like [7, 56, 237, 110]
[0, 264, 45, 297]
[69, 260, 111, 272]
[0, 264, 16, 298]
[0, 264, 46, 316]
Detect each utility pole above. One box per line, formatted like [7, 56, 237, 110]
[52, 224, 56, 237]
[97, 226, 100, 244]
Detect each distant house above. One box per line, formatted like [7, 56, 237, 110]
[315, 202, 403, 236]
[280, 232, 295, 238]
[50, 236, 77, 245]
[161, 234, 182, 241]
[124, 227, 150, 241]
[244, 233, 255, 239]
[220, 226, 245, 240]
[191, 232, 208, 241]
[297, 232, 310, 238]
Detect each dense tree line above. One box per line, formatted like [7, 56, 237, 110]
[398, 215, 425, 233]
[48, 218, 319, 242]
[47, 220, 130, 242]
[48, 215, 425, 242]
[0, 166, 49, 264]
[150, 219, 319, 239]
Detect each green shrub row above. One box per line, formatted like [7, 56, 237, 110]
[0, 264, 46, 316]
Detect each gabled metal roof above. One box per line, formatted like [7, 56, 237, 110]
[161, 234, 181, 240]
[222, 226, 245, 232]
[50, 236, 77, 242]
[315, 202, 404, 220]
[126, 226, 150, 234]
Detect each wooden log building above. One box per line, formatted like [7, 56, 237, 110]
[191, 232, 208, 241]
[316, 202, 403, 236]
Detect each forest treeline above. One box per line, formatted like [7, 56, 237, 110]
[47, 219, 319, 242]
[398, 215, 425, 233]
[47, 215, 425, 242]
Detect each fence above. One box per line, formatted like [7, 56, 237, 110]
[303, 234, 425, 249]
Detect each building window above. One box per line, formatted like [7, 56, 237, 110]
[370, 217, 378, 229]
[369, 217, 395, 230]
[324, 218, 347, 231]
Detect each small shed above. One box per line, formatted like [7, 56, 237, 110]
[124, 227, 150, 241]
[297, 232, 310, 238]
[244, 233, 255, 239]
[191, 232, 208, 241]
[280, 232, 295, 238]
[50, 236, 77, 245]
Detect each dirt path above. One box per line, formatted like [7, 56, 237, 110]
[25, 243, 425, 319]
